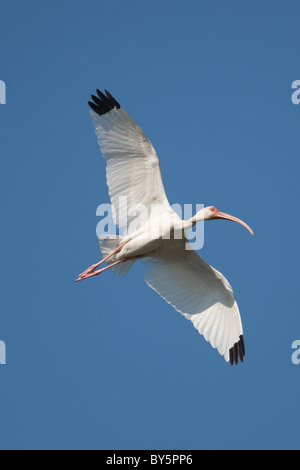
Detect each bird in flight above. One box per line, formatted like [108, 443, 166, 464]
[76, 90, 254, 366]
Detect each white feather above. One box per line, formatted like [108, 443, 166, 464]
[90, 107, 171, 230]
[143, 243, 243, 362]
[81, 92, 250, 366]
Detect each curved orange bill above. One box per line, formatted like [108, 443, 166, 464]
[216, 211, 254, 235]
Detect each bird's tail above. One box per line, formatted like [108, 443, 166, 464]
[98, 235, 135, 277]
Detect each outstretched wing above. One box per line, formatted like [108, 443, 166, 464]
[89, 90, 172, 229]
[143, 243, 245, 365]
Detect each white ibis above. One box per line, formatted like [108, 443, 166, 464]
[76, 90, 254, 366]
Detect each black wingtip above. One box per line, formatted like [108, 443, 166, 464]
[88, 89, 121, 116]
[229, 335, 245, 366]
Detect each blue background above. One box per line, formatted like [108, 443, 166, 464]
[0, 0, 299, 450]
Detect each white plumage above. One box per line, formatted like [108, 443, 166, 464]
[90, 106, 171, 230]
[77, 90, 253, 366]
[143, 243, 243, 363]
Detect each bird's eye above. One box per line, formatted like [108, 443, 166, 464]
[211, 208, 215, 212]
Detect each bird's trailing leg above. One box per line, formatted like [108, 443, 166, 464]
[76, 240, 130, 281]
[75, 258, 128, 282]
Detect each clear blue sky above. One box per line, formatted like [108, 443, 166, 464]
[0, 0, 299, 450]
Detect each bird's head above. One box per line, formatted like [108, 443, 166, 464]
[205, 206, 254, 235]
